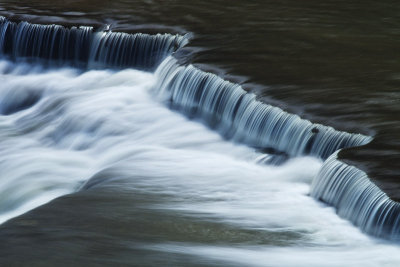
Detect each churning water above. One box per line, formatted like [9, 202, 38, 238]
[0, 4, 400, 266]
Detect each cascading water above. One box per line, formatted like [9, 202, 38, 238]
[154, 56, 372, 160]
[0, 16, 188, 70]
[1, 16, 400, 266]
[311, 152, 400, 240]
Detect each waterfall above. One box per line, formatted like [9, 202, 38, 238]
[311, 152, 400, 240]
[2, 16, 398, 242]
[154, 57, 372, 160]
[0, 16, 188, 70]
[153, 57, 400, 240]
[0, 16, 371, 161]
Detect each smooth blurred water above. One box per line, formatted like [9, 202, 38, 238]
[1, 0, 399, 194]
[0, 1, 400, 266]
[0, 59, 399, 266]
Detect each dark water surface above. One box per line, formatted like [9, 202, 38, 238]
[1, 0, 400, 265]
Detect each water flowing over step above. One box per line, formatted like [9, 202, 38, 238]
[154, 57, 372, 160]
[0, 16, 188, 70]
[1, 16, 396, 241]
[153, 57, 400, 240]
[311, 152, 400, 240]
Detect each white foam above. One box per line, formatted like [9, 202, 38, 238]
[1, 59, 399, 265]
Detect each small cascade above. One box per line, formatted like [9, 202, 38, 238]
[0, 16, 188, 70]
[154, 57, 372, 160]
[311, 152, 400, 240]
[3, 15, 396, 243]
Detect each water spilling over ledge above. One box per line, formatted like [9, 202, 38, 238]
[0, 16, 188, 70]
[154, 57, 372, 160]
[151, 57, 400, 240]
[311, 152, 400, 240]
[1, 16, 399, 242]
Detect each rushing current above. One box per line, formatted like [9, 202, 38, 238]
[0, 15, 400, 266]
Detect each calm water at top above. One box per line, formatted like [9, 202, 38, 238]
[0, 1, 400, 265]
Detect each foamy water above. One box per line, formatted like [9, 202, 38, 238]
[1, 59, 400, 266]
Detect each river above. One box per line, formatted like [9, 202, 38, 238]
[0, 1, 399, 266]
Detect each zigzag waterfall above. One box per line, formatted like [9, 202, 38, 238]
[0, 15, 400, 266]
[153, 57, 400, 240]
